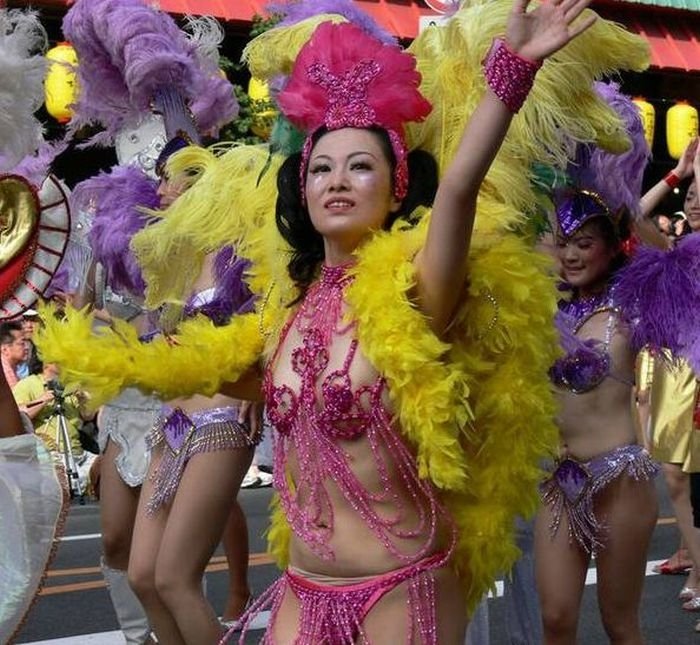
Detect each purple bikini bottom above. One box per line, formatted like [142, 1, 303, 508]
[540, 444, 658, 555]
[145, 405, 256, 514]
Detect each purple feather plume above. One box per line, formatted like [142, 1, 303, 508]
[63, 0, 237, 144]
[72, 165, 159, 296]
[44, 262, 71, 299]
[11, 141, 67, 188]
[267, 0, 396, 45]
[615, 233, 700, 363]
[184, 247, 256, 325]
[568, 82, 650, 217]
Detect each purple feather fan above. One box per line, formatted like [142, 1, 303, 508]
[11, 141, 67, 188]
[184, 247, 256, 326]
[615, 232, 700, 364]
[63, 0, 237, 144]
[568, 82, 650, 217]
[267, 0, 396, 45]
[72, 165, 159, 296]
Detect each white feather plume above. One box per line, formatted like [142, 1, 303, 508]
[0, 9, 48, 172]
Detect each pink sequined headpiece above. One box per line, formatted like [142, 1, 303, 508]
[278, 21, 432, 202]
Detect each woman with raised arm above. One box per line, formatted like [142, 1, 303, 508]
[38, 1, 655, 642]
[218, 2, 596, 641]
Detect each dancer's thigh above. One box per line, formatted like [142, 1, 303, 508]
[360, 566, 467, 645]
[100, 439, 140, 567]
[595, 475, 657, 635]
[156, 447, 253, 581]
[128, 447, 169, 585]
[535, 503, 589, 626]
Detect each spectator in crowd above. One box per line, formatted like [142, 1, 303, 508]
[12, 360, 97, 494]
[671, 211, 692, 239]
[653, 213, 674, 238]
[20, 309, 43, 377]
[1, 321, 28, 388]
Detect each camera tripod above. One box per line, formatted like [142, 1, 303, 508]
[49, 388, 85, 505]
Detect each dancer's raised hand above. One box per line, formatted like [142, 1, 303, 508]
[506, 0, 597, 61]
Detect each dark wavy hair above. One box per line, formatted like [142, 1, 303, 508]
[275, 127, 438, 298]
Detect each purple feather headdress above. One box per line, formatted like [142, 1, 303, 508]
[566, 82, 650, 220]
[11, 141, 67, 188]
[555, 189, 613, 238]
[63, 0, 238, 145]
[267, 0, 396, 45]
[72, 165, 159, 296]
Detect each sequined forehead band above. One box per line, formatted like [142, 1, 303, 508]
[299, 59, 410, 204]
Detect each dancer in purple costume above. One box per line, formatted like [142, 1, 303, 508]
[537, 108, 700, 641]
[125, 141, 262, 644]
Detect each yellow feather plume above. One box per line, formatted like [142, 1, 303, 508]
[243, 14, 348, 80]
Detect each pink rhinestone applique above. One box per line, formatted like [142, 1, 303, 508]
[484, 38, 542, 114]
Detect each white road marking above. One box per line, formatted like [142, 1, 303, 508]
[19, 612, 272, 644]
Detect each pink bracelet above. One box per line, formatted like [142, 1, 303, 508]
[484, 38, 542, 114]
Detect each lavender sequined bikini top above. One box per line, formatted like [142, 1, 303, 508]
[549, 289, 630, 394]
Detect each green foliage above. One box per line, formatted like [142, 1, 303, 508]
[217, 14, 282, 144]
[219, 84, 265, 145]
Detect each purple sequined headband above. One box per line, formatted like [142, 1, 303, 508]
[556, 190, 616, 238]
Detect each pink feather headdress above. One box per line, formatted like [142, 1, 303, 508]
[277, 21, 431, 202]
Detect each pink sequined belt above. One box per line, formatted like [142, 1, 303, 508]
[145, 406, 255, 514]
[222, 551, 450, 644]
[540, 444, 658, 555]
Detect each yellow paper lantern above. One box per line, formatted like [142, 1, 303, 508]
[632, 97, 655, 150]
[248, 77, 277, 140]
[45, 42, 78, 124]
[666, 101, 698, 160]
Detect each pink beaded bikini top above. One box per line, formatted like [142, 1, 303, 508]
[265, 331, 386, 440]
[264, 265, 386, 440]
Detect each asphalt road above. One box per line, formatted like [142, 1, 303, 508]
[13, 477, 700, 644]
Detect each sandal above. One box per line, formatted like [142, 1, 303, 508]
[220, 596, 253, 631]
[680, 586, 698, 601]
[653, 551, 694, 575]
[683, 595, 700, 612]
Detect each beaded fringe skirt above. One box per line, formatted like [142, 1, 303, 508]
[541, 444, 658, 555]
[145, 406, 256, 514]
[220, 552, 448, 645]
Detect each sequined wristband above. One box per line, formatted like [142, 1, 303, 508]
[483, 38, 542, 114]
[664, 171, 681, 189]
